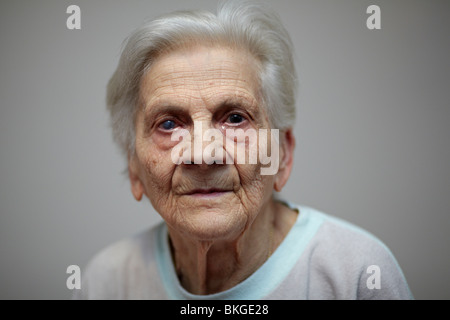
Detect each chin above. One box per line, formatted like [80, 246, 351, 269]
[177, 207, 247, 242]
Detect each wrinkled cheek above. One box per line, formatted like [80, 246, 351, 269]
[223, 131, 258, 165]
[224, 134, 274, 203]
[236, 164, 271, 203]
[139, 153, 175, 206]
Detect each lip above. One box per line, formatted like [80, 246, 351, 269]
[184, 188, 232, 197]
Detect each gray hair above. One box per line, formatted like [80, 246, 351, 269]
[106, 0, 297, 157]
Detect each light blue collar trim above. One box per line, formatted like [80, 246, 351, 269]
[155, 202, 324, 300]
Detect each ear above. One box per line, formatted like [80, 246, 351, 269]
[128, 153, 144, 202]
[274, 128, 295, 192]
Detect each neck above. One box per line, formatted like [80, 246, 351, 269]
[167, 199, 296, 295]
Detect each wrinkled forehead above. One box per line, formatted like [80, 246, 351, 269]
[139, 45, 262, 112]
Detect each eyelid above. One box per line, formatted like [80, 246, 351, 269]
[145, 105, 189, 131]
[222, 110, 250, 125]
[224, 102, 256, 120]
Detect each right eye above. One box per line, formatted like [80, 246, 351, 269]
[158, 119, 177, 131]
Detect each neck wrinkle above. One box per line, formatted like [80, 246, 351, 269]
[168, 200, 278, 295]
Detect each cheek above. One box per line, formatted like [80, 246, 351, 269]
[226, 129, 275, 209]
[135, 139, 176, 204]
[235, 163, 274, 206]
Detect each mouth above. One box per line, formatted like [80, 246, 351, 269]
[184, 188, 233, 198]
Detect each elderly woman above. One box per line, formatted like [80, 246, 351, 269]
[76, 1, 412, 299]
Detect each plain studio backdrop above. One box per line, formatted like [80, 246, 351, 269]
[0, 0, 449, 300]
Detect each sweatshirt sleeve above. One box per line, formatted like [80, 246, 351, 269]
[307, 214, 413, 300]
[355, 237, 413, 300]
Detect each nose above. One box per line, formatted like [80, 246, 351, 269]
[184, 120, 227, 168]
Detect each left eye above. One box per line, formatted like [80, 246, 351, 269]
[227, 113, 245, 124]
[159, 120, 177, 131]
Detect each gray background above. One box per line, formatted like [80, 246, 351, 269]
[1, 0, 449, 299]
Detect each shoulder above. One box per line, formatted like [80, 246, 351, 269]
[310, 207, 392, 261]
[73, 222, 164, 299]
[294, 205, 413, 299]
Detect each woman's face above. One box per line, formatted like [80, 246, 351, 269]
[129, 45, 281, 241]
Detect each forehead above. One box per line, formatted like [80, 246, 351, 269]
[139, 45, 261, 110]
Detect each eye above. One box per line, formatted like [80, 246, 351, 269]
[227, 113, 245, 124]
[158, 119, 177, 131]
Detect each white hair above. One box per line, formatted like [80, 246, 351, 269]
[106, 0, 297, 157]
